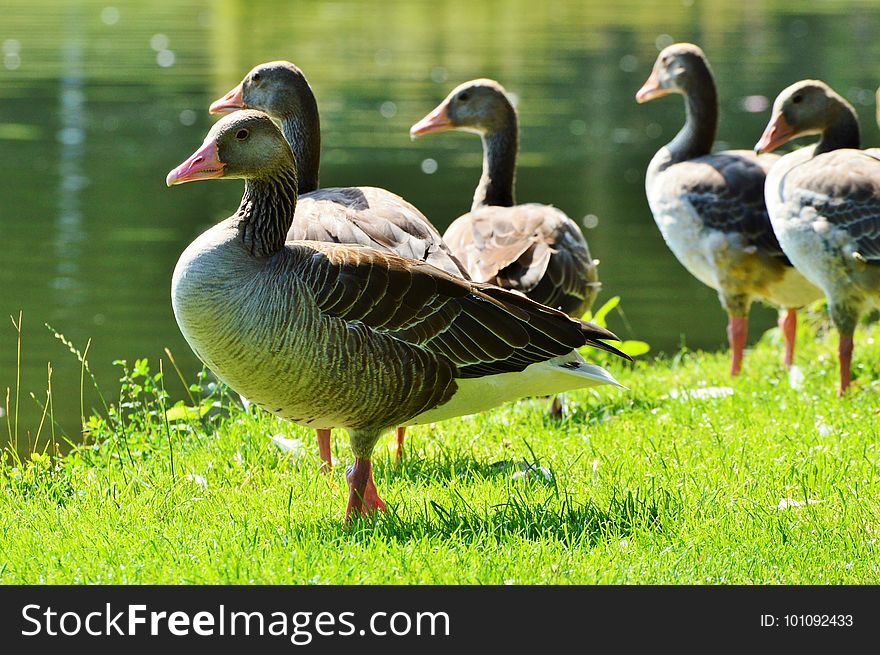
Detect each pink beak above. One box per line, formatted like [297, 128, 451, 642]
[635, 69, 668, 103]
[754, 112, 795, 154]
[209, 83, 245, 114]
[410, 101, 453, 138]
[166, 140, 224, 186]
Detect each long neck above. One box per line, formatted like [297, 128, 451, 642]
[237, 168, 298, 257]
[815, 103, 860, 155]
[473, 119, 517, 210]
[666, 71, 718, 164]
[280, 92, 320, 194]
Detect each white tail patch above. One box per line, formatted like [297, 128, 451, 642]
[407, 350, 623, 426]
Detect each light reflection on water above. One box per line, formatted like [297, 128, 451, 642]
[2, 0, 880, 440]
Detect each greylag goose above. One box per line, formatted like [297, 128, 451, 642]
[409, 79, 600, 319]
[210, 61, 468, 465]
[166, 110, 630, 521]
[636, 43, 821, 376]
[755, 80, 880, 394]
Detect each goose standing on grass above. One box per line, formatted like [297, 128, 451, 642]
[210, 61, 468, 466]
[166, 111, 630, 521]
[636, 43, 822, 376]
[409, 79, 601, 319]
[755, 80, 880, 395]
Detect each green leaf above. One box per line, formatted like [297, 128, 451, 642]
[133, 359, 150, 378]
[619, 340, 650, 358]
[165, 400, 212, 422]
[586, 296, 620, 327]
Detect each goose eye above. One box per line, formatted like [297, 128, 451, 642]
[458, 91, 470, 102]
[792, 94, 803, 104]
[252, 72, 262, 83]
[235, 129, 249, 140]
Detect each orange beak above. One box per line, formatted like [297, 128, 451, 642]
[410, 101, 453, 139]
[754, 112, 795, 154]
[635, 69, 669, 103]
[209, 83, 245, 114]
[166, 140, 225, 186]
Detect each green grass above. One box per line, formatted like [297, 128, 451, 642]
[1, 318, 880, 584]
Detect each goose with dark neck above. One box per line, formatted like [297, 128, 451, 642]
[637, 43, 821, 376]
[755, 79, 880, 395]
[167, 110, 629, 522]
[410, 78, 600, 320]
[211, 61, 467, 467]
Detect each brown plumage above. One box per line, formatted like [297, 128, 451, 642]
[410, 78, 600, 318]
[167, 111, 628, 521]
[210, 61, 468, 465]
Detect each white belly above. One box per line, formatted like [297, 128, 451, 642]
[406, 352, 621, 426]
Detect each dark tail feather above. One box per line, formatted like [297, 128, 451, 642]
[577, 320, 633, 362]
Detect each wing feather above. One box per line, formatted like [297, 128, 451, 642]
[291, 186, 470, 278]
[782, 150, 880, 263]
[443, 203, 598, 315]
[288, 241, 629, 380]
[666, 150, 788, 262]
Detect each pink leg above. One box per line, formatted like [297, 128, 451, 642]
[345, 457, 386, 521]
[316, 429, 332, 473]
[838, 335, 854, 397]
[779, 309, 797, 368]
[727, 315, 748, 377]
[395, 427, 406, 462]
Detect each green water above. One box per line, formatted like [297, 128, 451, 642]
[2, 0, 880, 440]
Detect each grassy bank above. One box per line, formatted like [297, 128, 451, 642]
[1, 318, 879, 584]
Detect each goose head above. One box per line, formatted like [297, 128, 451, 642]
[410, 78, 515, 138]
[755, 80, 854, 153]
[209, 61, 313, 120]
[636, 43, 710, 103]
[166, 110, 295, 186]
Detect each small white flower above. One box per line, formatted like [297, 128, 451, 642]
[269, 434, 305, 457]
[670, 386, 734, 400]
[788, 365, 805, 389]
[185, 473, 207, 488]
[777, 497, 824, 510]
[816, 423, 833, 438]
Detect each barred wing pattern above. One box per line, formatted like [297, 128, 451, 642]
[782, 150, 880, 263]
[290, 241, 627, 381]
[443, 203, 599, 316]
[679, 151, 790, 262]
[290, 186, 470, 278]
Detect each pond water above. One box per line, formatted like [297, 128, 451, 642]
[2, 0, 880, 441]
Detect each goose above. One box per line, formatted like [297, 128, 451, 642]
[166, 110, 630, 521]
[210, 61, 468, 466]
[409, 79, 601, 320]
[636, 43, 822, 376]
[755, 80, 880, 395]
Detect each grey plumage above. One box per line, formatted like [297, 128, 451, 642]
[168, 111, 627, 518]
[638, 43, 821, 321]
[757, 79, 880, 392]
